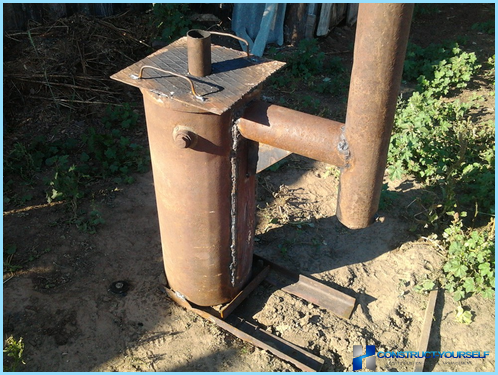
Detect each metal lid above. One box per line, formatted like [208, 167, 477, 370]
[111, 37, 285, 115]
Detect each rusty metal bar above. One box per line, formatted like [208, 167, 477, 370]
[237, 101, 348, 167]
[256, 255, 355, 319]
[194, 309, 324, 371]
[228, 316, 324, 372]
[336, 3, 414, 229]
[161, 253, 352, 370]
[413, 289, 438, 372]
[162, 275, 325, 371]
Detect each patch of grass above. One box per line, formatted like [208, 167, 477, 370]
[296, 94, 322, 115]
[275, 39, 326, 81]
[389, 44, 491, 226]
[4, 102, 150, 233]
[379, 183, 398, 211]
[403, 41, 477, 86]
[413, 4, 441, 18]
[27, 247, 52, 263]
[75, 208, 106, 234]
[102, 103, 139, 129]
[471, 20, 495, 35]
[4, 244, 55, 274]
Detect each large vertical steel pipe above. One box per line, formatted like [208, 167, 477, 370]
[336, 3, 414, 229]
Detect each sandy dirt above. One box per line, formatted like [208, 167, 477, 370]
[3, 165, 495, 372]
[3, 3, 495, 372]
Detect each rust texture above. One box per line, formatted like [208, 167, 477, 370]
[336, 3, 414, 229]
[237, 101, 348, 167]
[187, 29, 211, 77]
[111, 37, 285, 115]
[141, 92, 256, 306]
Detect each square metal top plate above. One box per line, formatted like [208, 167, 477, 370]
[111, 37, 285, 115]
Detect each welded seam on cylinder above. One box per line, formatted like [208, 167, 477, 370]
[229, 123, 239, 287]
[338, 126, 351, 167]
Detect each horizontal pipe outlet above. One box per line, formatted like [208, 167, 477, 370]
[237, 101, 348, 167]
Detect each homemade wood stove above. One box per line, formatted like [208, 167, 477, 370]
[111, 4, 414, 371]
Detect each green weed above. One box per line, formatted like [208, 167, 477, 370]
[75, 208, 105, 234]
[454, 306, 473, 324]
[413, 4, 440, 18]
[418, 47, 480, 97]
[151, 3, 192, 42]
[103, 103, 138, 130]
[269, 40, 348, 98]
[268, 159, 287, 172]
[471, 20, 495, 35]
[389, 43, 491, 226]
[414, 277, 436, 294]
[379, 183, 397, 210]
[4, 244, 22, 273]
[283, 39, 325, 81]
[403, 41, 472, 82]
[297, 95, 322, 114]
[441, 215, 494, 301]
[3, 336, 25, 371]
[389, 39, 495, 311]
[27, 247, 52, 263]
[321, 165, 340, 179]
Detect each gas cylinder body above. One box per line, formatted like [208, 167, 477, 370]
[141, 89, 257, 306]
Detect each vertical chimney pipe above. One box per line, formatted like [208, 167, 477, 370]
[336, 3, 414, 229]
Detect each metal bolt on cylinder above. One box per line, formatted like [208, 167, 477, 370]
[173, 126, 197, 149]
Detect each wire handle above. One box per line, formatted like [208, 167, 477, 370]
[136, 65, 204, 101]
[208, 31, 250, 56]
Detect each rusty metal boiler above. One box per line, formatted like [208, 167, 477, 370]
[112, 31, 285, 306]
[112, 3, 414, 309]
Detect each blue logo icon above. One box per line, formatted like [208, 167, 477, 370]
[353, 345, 376, 371]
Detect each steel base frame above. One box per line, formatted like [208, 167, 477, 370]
[163, 255, 355, 372]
